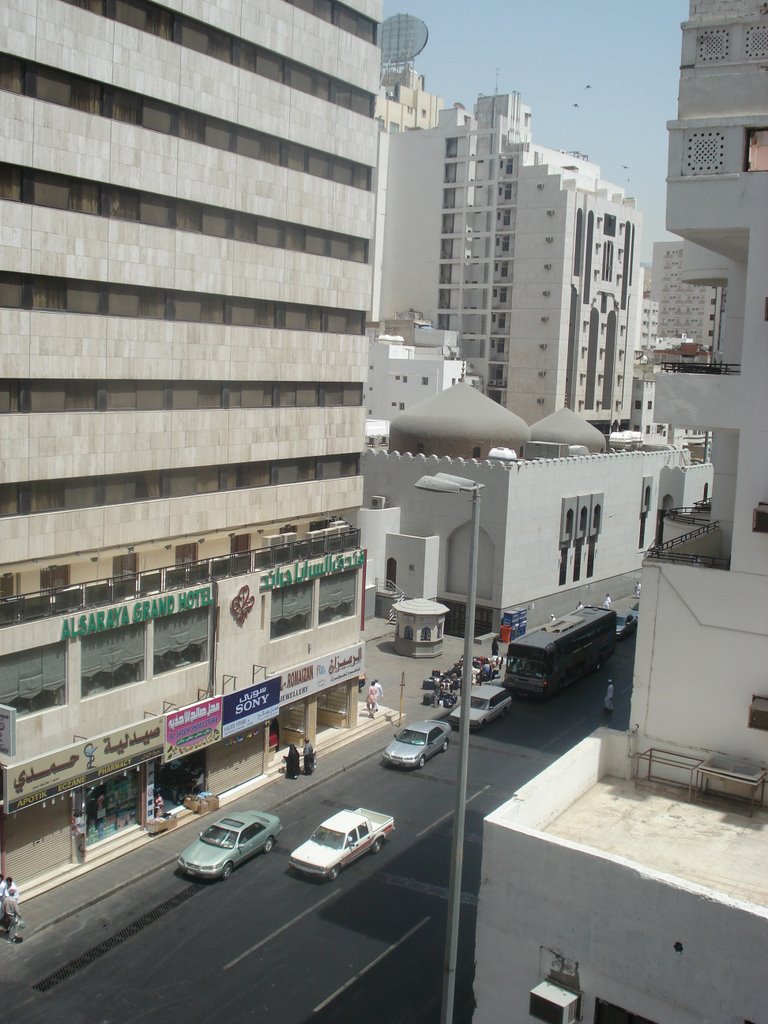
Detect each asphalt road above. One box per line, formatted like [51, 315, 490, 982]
[1, 639, 635, 1024]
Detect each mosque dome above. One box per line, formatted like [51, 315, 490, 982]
[389, 383, 530, 459]
[530, 407, 606, 453]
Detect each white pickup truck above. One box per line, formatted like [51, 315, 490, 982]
[289, 807, 394, 881]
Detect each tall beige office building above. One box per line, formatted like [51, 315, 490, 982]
[0, 0, 378, 887]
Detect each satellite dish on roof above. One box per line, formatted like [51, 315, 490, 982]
[381, 13, 429, 68]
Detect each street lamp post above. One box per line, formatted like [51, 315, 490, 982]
[414, 472, 483, 1024]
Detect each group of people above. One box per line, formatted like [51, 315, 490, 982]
[283, 737, 316, 780]
[0, 875, 22, 943]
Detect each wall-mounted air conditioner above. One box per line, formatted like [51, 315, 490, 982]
[542, 290, 550, 296]
[529, 980, 580, 1024]
[538, 371, 547, 377]
[546, 236, 554, 243]
[371, 495, 388, 510]
[547, 209, 555, 216]
[544, 263, 552, 269]
[753, 502, 768, 532]
[541, 316, 549, 322]
[748, 695, 768, 730]
[537, 183, 545, 190]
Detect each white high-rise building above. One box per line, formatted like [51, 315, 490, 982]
[472, 2, 768, 1021]
[376, 93, 643, 430]
[651, 240, 723, 348]
[0, 0, 378, 887]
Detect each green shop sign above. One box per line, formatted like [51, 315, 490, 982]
[260, 549, 365, 592]
[61, 585, 212, 641]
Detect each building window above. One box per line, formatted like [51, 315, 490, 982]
[0, 642, 66, 715]
[318, 570, 357, 624]
[81, 623, 145, 697]
[421, 377, 429, 385]
[153, 608, 209, 675]
[270, 582, 312, 638]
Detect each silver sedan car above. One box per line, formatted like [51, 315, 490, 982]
[177, 810, 282, 880]
[382, 719, 452, 769]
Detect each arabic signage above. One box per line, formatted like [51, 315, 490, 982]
[0, 704, 16, 759]
[280, 643, 364, 704]
[259, 549, 364, 593]
[4, 718, 163, 813]
[163, 696, 222, 762]
[222, 676, 281, 737]
[60, 585, 213, 641]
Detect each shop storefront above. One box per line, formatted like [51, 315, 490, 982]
[2, 717, 163, 875]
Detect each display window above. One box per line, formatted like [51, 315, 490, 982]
[81, 772, 141, 845]
[154, 752, 206, 812]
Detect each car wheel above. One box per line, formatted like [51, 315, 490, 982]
[263, 836, 275, 854]
[371, 836, 384, 855]
[328, 865, 340, 881]
[441, 738, 449, 752]
[418, 754, 426, 769]
[221, 862, 234, 880]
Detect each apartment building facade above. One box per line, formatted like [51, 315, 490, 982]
[377, 93, 643, 431]
[0, 0, 379, 883]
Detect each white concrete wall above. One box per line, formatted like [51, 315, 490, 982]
[474, 733, 768, 1024]
[361, 450, 712, 616]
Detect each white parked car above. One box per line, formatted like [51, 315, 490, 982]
[448, 684, 512, 730]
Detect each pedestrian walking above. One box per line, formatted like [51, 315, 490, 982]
[576, 601, 584, 611]
[635, 581, 642, 600]
[372, 679, 383, 706]
[366, 682, 379, 718]
[549, 613, 557, 622]
[302, 737, 315, 776]
[604, 680, 614, 713]
[602, 593, 612, 609]
[491, 636, 499, 658]
[283, 743, 300, 779]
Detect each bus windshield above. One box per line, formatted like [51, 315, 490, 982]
[507, 653, 548, 678]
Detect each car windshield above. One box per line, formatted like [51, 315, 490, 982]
[470, 697, 490, 710]
[396, 729, 427, 746]
[200, 825, 238, 849]
[310, 826, 345, 850]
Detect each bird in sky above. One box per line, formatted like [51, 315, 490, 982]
[584, 84, 592, 90]
[572, 103, 579, 108]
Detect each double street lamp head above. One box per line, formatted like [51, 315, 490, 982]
[414, 472, 484, 495]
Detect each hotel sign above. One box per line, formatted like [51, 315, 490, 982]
[3, 717, 164, 813]
[259, 549, 364, 592]
[60, 585, 213, 641]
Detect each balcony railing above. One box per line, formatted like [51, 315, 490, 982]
[0, 528, 361, 629]
[646, 521, 729, 570]
[660, 361, 740, 375]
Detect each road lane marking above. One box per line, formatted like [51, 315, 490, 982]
[222, 892, 337, 971]
[313, 916, 431, 1013]
[415, 784, 490, 838]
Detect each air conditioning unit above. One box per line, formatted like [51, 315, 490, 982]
[546, 236, 554, 243]
[544, 263, 552, 269]
[542, 290, 551, 296]
[541, 316, 549, 323]
[748, 695, 768, 730]
[536, 397, 545, 404]
[753, 502, 768, 532]
[371, 495, 387, 510]
[529, 981, 580, 1024]
[547, 209, 555, 216]
[538, 371, 547, 378]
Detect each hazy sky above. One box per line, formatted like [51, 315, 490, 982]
[382, 0, 691, 263]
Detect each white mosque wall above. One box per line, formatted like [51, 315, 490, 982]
[359, 451, 712, 617]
